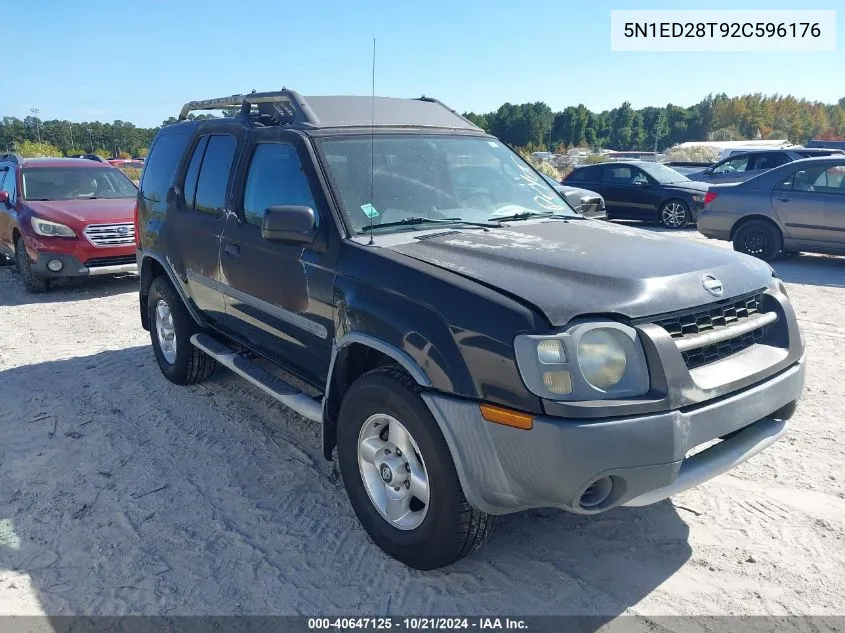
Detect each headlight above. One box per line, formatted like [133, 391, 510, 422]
[514, 322, 650, 401]
[31, 217, 76, 237]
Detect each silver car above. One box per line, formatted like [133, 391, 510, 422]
[541, 173, 607, 219]
[687, 149, 844, 185]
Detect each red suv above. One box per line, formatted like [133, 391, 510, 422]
[0, 154, 139, 293]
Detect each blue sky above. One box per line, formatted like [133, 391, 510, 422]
[3, 0, 842, 127]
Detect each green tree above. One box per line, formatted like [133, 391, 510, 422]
[17, 140, 61, 157]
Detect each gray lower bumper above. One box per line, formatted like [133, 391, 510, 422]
[33, 253, 138, 277]
[423, 357, 804, 516]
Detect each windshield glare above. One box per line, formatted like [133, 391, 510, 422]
[318, 135, 575, 234]
[22, 167, 137, 201]
[639, 162, 690, 184]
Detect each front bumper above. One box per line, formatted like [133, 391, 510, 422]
[423, 356, 804, 516]
[31, 252, 138, 277]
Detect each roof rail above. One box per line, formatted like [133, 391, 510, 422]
[0, 153, 23, 164]
[416, 95, 481, 130]
[178, 89, 319, 126]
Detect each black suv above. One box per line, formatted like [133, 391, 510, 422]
[136, 90, 806, 570]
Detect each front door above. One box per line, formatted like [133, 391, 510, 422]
[601, 164, 659, 219]
[218, 136, 337, 386]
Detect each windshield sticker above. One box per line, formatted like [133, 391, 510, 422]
[360, 203, 380, 218]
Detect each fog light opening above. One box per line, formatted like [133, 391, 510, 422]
[578, 476, 614, 510]
[47, 259, 63, 272]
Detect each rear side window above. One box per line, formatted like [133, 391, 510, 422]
[242, 143, 317, 226]
[753, 153, 790, 170]
[140, 132, 190, 202]
[182, 136, 209, 209]
[1, 166, 16, 202]
[194, 135, 237, 215]
[567, 166, 602, 182]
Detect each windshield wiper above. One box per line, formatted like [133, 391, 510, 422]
[488, 211, 554, 222]
[359, 216, 500, 233]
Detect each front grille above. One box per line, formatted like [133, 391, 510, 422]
[652, 291, 769, 368]
[84, 223, 135, 247]
[85, 255, 137, 268]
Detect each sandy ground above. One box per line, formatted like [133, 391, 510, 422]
[0, 227, 843, 620]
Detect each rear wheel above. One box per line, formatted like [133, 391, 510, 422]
[659, 200, 690, 229]
[147, 276, 216, 385]
[337, 366, 493, 570]
[732, 220, 782, 262]
[15, 238, 50, 293]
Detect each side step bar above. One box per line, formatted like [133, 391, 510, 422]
[190, 333, 323, 423]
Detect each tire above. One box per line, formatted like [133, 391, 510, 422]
[337, 366, 493, 570]
[732, 219, 782, 262]
[659, 199, 690, 229]
[15, 238, 50, 293]
[147, 276, 216, 385]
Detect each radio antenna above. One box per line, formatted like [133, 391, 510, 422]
[368, 37, 376, 246]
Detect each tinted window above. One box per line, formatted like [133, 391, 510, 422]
[182, 136, 209, 209]
[0, 166, 14, 202]
[194, 135, 237, 215]
[605, 165, 644, 184]
[753, 153, 789, 171]
[567, 165, 602, 182]
[243, 143, 317, 226]
[140, 132, 190, 202]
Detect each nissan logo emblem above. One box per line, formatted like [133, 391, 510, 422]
[701, 273, 724, 297]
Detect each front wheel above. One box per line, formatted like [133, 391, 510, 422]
[732, 220, 782, 262]
[15, 238, 50, 293]
[337, 366, 493, 570]
[659, 200, 690, 229]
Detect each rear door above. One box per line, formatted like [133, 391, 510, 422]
[217, 132, 338, 385]
[162, 126, 243, 320]
[771, 162, 845, 252]
[599, 164, 660, 219]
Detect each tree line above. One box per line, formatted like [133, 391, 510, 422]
[464, 93, 845, 152]
[3, 93, 845, 158]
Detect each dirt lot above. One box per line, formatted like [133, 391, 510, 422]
[0, 227, 843, 619]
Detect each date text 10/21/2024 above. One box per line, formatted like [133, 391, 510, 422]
[307, 618, 528, 630]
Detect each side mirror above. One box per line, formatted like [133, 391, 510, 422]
[635, 180, 650, 187]
[262, 205, 317, 244]
[0, 191, 9, 206]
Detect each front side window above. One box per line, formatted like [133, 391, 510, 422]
[182, 136, 209, 209]
[22, 167, 136, 201]
[713, 156, 750, 174]
[318, 135, 573, 235]
[193, 135, 237, 215]
[242, 143, 317, 226]
[605, 166, 635, 183]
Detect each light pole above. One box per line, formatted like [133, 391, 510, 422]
[69, 124, 74, 151]
[31, 108, 41, 145]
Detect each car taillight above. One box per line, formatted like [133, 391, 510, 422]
[703, 191, 718, 205]
[133, 200, 140, 247]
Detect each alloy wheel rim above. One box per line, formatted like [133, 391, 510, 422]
[357, 414, 430, 530]
[154, 299, 177, 364]
[662, 202, 686, 228]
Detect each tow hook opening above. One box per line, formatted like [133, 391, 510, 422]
[578, 476, 615, 510]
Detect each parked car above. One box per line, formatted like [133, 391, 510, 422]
[686, 148, 845, 185]
[136, 90, 804, 570]
[563, 160, 709, 228]
[540, 173, 607, 219]
[0, 154, 139, 292]
[697, 156, 845, 261]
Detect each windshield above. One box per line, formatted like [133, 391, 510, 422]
[317, 134, 575, 234]
[638, 162, 690, 184]
[22, 167, 137, 201]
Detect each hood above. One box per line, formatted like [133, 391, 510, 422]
[387, 220, 772, 326]
[662, 180, 710, 193]
[26, 198, 135, 226]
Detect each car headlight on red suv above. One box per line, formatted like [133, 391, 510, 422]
[31, 217, 76, 237]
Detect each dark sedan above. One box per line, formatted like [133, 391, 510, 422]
[563, 161, 710, 229]
[697, 156, 845, 261]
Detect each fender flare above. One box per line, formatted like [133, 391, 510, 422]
[138, 251, 206, 329]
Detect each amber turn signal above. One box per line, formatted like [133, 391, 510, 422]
[479, 403, 534, 430]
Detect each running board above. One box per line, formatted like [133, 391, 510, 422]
[190, 333, 323, 423]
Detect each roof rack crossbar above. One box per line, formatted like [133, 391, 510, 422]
[178, 89, 319, 127]
[0, 153, 23, 165]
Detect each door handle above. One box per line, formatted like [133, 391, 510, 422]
[223, 243, 240, 257]
[777, 197, 791, 203]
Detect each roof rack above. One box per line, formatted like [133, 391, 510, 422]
[179, 89, 319, 126]
[0, 153, 23, 164]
